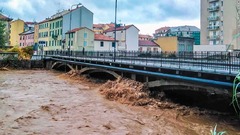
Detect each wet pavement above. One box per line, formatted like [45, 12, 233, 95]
[0, 70, 239, 135]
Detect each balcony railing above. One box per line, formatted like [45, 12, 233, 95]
[208, 0, 219, 2]
[208, 16, 219, 21]
[208, 6, 220, 11]
[207, 35, 220, 40]
[207, 25, 220, 30]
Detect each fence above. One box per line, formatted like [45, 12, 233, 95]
[45, 50, 240, 74]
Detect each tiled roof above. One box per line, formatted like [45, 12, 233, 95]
[93, 24, 104, 28]
[0, 13, 12, 21]
[94, 34, 115, 41]
[139, 34, 152, 38]
[66, 27, 93, 34]
[139, 40, 159, 47]
[104, 25, 137, 33]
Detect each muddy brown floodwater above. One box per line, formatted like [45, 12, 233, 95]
[0, 70, 240, 135]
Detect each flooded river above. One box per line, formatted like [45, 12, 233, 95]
[0, 70, 240, 135]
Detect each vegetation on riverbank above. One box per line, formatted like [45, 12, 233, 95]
[0, 46, 33, 60]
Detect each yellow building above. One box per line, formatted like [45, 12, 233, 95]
[47, 17, 63, 51]
[38, 20, 50, 50]
[10, 19, 25, 46]
[34, 24, 39, 44]
[65, 27, 94, 51]
[155, 36, 194, 52]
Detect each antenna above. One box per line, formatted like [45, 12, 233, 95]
[56, 2, 61, 13]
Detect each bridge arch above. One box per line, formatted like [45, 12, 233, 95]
[79, 67, 120, 79]
[51, 61, 74, 71]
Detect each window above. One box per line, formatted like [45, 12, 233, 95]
[49, 41, 51, 46]
[84, 33, 87, 38]
[112, 42, 115, 47]
[100, 41, 104, 47]
[71, 41, 73, 46]
[84, 41, 87, 46]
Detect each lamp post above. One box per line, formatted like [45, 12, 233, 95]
[114, 0, 117, 62]
[69, 3, 82, 56]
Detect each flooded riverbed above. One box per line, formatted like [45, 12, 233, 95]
[0, 70, 240, 135]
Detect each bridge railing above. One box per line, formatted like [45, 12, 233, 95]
[45, 50, 240, 74]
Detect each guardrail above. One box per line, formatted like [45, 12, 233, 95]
[45, 51, 240, 74]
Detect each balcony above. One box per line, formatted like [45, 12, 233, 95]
[207, 35, 220, 40]
[207, 25, 220, 30]
[208, 16, 219, 21]
[208, 6, 220, 12]
[208, 0, 219, 3]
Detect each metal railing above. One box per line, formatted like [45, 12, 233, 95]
[45, 51, 240, 74]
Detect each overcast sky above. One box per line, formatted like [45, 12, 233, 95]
[0, 0, 200, 35]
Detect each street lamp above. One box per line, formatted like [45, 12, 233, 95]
[69, 3, 82, 56]
[114, 0, 117, 62]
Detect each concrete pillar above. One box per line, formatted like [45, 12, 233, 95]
[145, 76, 149, 83]
[121, 72, 124, 77]
[131, 74, 136, 81]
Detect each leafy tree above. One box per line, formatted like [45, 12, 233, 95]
[0, 19, 6, 48]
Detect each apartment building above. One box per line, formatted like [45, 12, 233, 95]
[104, 25, 139, 51]
[201, 0, 240, 49]
[9, 19, 25, 46]
[19, 29, 34, 48]
[139, 34, 153, 41]
[155, 36, 194, 52]
[65, 27, 94, 51]
[37, 5, 93, 51]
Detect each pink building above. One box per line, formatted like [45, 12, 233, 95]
[19, 30, 34, 48]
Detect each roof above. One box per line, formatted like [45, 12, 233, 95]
[170, 25, 200, 32]
[139, 34, 152, 39]
[93, 24, 104, 28]
[19, 29, 34, 35]
[155, 27, 170, 33]
[104, 25, 139, 33]
[139, 40, 159, 47]
[94, 34, 115, 41]
[0, 13, 12, 21]
[66, 27, 93, 34]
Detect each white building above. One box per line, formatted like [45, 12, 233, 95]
[139, 40, 161, 52]
[201, 0, 240, 49]
[94, 34, 116, 51]
[104, 25, 139, 51]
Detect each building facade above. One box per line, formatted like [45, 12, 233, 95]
[9, 19, 25, 46]
[48, 17, 63, 51]
[38, 20, 50, 50]
[139, 34, 153, 41]
[138, 40, 161, 52]
[19, 29, 34, 48]
[201, 0, 240, 49]
[37, 5, 93, 51]
[104, 25, 139, 51]
[63, 6, 93, 39]
[65, 27, 94, 51]
[167, 26, 200, 45]
[94, 34, 115, 51]
[153, 26, 170, 39]
[155, 36, 194, 52]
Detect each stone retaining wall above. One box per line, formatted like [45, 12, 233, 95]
[0, 60, 44, 69]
